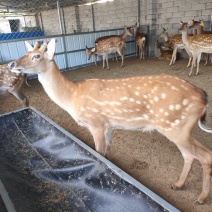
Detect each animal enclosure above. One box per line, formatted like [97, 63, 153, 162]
[1, 57, 212, 212]
[1, 0, 212, 212]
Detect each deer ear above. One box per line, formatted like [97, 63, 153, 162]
[25, 41, 34, 51]
[47, 39, 56, 60]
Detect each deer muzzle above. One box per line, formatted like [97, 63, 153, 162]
[8, 61, 23, 73]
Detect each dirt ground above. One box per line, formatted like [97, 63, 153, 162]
[1, 56, 212, 212]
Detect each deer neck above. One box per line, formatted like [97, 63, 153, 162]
[38, 61, 77, 116]
[181, 30, 189, 47]
[164, 33, 169, 42]
[120, 30, 129, 39]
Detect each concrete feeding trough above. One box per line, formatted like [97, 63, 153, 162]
[0, 107, 179, 212]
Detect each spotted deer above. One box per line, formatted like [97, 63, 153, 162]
[180, 21, 212, 76]
[188, 19, 212, 66]
[0, 64, 29, 107]
[158, 28, 193, 67]
[131, 22, 146, 60]
[86, 26, 132, 69]
[9, 39, 212, 204]
[157, 40, 175, 61]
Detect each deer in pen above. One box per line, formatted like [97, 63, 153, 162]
[158, 27, 193, 67]
[131, 22, 146, 60]
[0, 64, 29, 107]
[9, 39, 212, 204]
[179, 21, 212, 76]
[86, 26, 132, 69]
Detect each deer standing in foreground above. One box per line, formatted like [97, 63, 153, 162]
[86, 26, 132, 69]
[9, 39, 212, 204]
[156, 40, 175, 61]
[131, 22, 146, 60]
[0, 64, 29, 107]
[179, 21, 212, 76]
[158, 28, 193, 67]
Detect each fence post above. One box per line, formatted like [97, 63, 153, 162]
[91, 4, 95, 32]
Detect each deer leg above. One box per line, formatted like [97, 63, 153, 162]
[94, 54, 98, 66]
[142, 41, 146, 60]
[117, 49, 124, 67]
[192, 139, 212, 204]
[169, 46, 177, 66]
[163, 128, 212, 204]
[184, 46, 192, 67]
[90, 125, 112, 159]
[189, 53, 197, 77]
[171, 147, 194, 189]
[9, 87, 29, 107]
[203, 53, 208, 66]
[102, 54, 106, 69]
[196, 53, 202, 76]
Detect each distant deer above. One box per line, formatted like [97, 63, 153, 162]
[86, 26, 132, 69]
[0, 64, 29, 107]
[131, 22, 146, 60]
[180, 21, 212, 76]
[9, 39, 212, 204]
[158, 28, 193, 67]
[157, 40, 175, 61]
[188, 19, 212, 66]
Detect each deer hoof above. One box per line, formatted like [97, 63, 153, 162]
[171, 181, 183, 190]
[194, 198, 204, 205]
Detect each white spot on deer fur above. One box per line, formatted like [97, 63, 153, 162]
[129, 98, 134, 102]
[161, 93, 166, 99]
[150, 110, 154, 114]
[160, 118, 164, 122]
[143, 95, 147, 98]
[136, 101, 141, 104]
[182, 99, 189, 106]
[169, 105, 174, 110]
[135, 91, 139, 96]
[181, 115, 185, 120]
[154, 96, 159, 102]
[120, 96, 128, 101]
[164, 112, 169, 116]
[171, 119, 180, 127]
[159, 108, 164, 113]
[143, 114, 149, 120]
[146, 105, 150, 109]
[175, 104, 181, 110]
[166, 82, 170, 86]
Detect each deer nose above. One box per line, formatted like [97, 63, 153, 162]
[8, 61, 16, 69]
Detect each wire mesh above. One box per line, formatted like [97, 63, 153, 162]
[0, 0, 139, 41]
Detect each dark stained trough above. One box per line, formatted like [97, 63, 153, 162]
[0, 107, 179, 212]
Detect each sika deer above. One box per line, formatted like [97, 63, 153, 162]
[9, 39, 212, 204]
[131, 22, 146, 60]
[158, 28, 193, 67]
[157, 40, 175, 61]
[86, 26, 132, 69]
[188, 19, 212, 66]
[180, 21, 212, 76]
[0, 64, 29, 107]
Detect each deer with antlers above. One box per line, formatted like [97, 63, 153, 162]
[9, 38, 212, 204]
[179, 21, 212, 76]
[131, 22, 146, 60]
[158, 28, 193, 67]
[0, 64, 29, 107]
[86, 26, 132, 69]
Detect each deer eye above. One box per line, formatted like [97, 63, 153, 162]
[32, 54, 40, 60]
